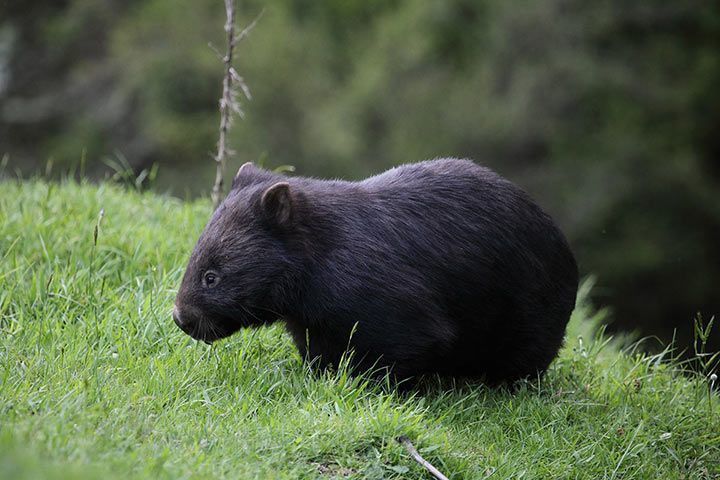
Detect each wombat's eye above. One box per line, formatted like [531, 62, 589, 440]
[203, 271, 219, 288]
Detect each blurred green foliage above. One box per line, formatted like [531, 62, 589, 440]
[1, 0, 719, 352]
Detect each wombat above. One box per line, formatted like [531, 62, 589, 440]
[173, 159, 578, 384]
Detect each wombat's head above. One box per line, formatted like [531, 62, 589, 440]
[173, 163, 302, 343]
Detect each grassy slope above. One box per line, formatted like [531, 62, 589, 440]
[0, 180, 718, 480]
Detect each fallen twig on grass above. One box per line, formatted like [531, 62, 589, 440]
[397, 436, 450, 480]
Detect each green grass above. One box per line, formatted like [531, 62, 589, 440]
[1, 180, 718, 479]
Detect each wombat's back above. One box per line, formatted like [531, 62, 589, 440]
[292, 158, 578, 383]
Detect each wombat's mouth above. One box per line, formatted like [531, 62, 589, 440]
[174, 304, 276, 344]
[173, 307, 242, 344]
[186, 319, 241, 344]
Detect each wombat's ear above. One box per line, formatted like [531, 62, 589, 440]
[232, 162, 259, 190]
[261, 182, 293, 226]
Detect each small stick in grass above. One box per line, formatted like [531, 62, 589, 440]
[397, 436, 450, 480]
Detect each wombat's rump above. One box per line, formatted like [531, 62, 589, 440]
[174, 158, 578, 384]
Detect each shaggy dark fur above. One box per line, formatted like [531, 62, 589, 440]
[174, 159, 578, 383]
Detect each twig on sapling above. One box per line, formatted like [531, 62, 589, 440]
[211, 0, 261, 210]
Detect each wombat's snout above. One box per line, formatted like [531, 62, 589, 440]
[173, 305, 194, 335]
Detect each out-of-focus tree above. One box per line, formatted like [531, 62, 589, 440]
[1, 0, 718, 352]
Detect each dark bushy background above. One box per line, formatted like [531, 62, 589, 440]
[2, 0, 719, 354]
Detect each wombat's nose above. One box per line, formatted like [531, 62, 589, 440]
[173, 306, 188, 330]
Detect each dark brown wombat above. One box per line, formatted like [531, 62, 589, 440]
[173, 159, 578, 383]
